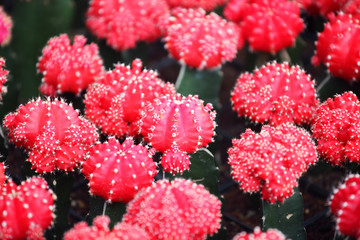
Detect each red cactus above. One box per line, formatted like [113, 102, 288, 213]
[64, 215, 150, 240]
[3, 98, 99, 174]
[0, 7, 12, 46]
[86, 0, 169, 51]
[137, 94, 216, 174]
[231, 62, 318, 126]
[37, 34, 104, 96]
[329, 174, 360, 239]
[228, 124, 317, 203]
[0, 177, 55, 240]
[82, 137, 157, 203]
[0, 57, 8, 101]
[225, 0, 304, 53]
[165, 0, 228, 11]
[233, 227, 287, 240]
[161, 144, 191, 174]
[123, 178, 222, 240]
[312, 91, 360, 165]
[84, 59, 175, 137]
[312, 13, 360, 82]
[162, 7, 241, 69]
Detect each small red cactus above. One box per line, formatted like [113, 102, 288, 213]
[0, 7, 12, 46]
[64, 215, 150, 240]
[329, 174, 360, 239]
[123, 178, 222, 240]
[37, 34, 104, 96]
[312, 91, 360, 165]
[233, 227, 287, 240]
[312, 13, 360, 82]
[228, 124, 317, 203]
[225, 0, 304, 53]
[161, 144, 191, 174]
[3, 98, 99, 174]
[86, 0, 169, 50]
[163, 7, 241, 69]
[82, 137, 157, 203]
[0, 177, 55, 240]
[84, 59, 175, 137]
[231, 62, 318, 126]
[137, 94, 216, 174]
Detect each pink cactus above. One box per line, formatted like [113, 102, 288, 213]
[86, 0, 169, 50]
[228, 124, 317, 203]
[225, 0, 304, 54]
[312, 12, 360, 82]
[162, 7, 241, 69]
[84, 59, 176, 137]
[0, 177, 55, 240]
[3, 98, 99, 174]
[312, 91, 360, 165]
[329, 174, 360, 239]
[231, 62, 319, 126]
[137, 94, 216, 174]
[81, 137, 157, 203]
[37, 34, 104, 96]
[233, 227, 287, 240]
[64, 215, 150, 240]
[0, 7, 12, 46]
[123, 178, 222, 240]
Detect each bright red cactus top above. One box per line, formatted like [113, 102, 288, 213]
[84, 59, 176, 137]
[81, 137, 157, 203]
[233, 227, 287, 240]
[3, 98, 99, 174]
[0, 177, 55, 240]
[312, 91, 360, 165]
[228, 124, 317, 203]
[0, 57, 8, 101]
[329, 174, 360, 239]
[37, 34, 104, 96]
[231, 62, 318, 126]
[64, 215, 150, 240]
[165, 0, 227, 11]
[137, 94, 216, 174]
[225, 0, 304, 53]
[162, 7, 241, 69]
[312, 13, 360, 82]
[86, 0, 169, 51]
[123, 178, 222, 240]
[0, 7, 12, 46]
